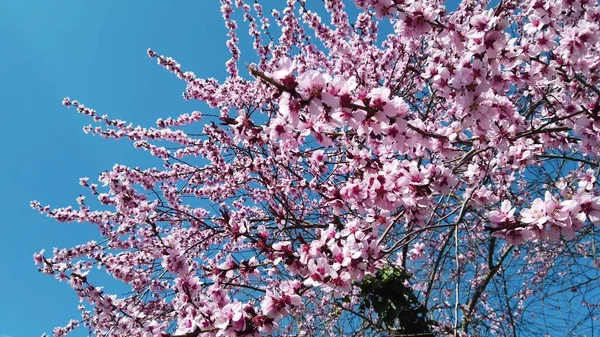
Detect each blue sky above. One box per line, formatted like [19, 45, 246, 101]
[0, 1, 230, 336]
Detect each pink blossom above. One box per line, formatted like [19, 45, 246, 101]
[34, 1, 600, 336]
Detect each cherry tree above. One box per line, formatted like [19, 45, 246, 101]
[33, 0, 600, 336]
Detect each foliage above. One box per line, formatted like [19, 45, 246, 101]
[359, 266, 434, 335]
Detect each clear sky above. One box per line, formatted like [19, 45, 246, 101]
[0, 1, 463, 337]
[0, 1, 231, 336]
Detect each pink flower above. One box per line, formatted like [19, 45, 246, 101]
[33, 249, 45, 265]
[578, 168, 596, 191]
[520, 195, 551, 227]
[340, 180, 368, 201]
[576, 193, 600, 226]
[367, 87, 399, 121]
[408, 243, 426, 260]
[279, 93, 301, 127]
[214, 301, 248, 332]
[506, 228, 534, 245]
[297, 70, 326, 100]
[269, 57, 295, 81]
[304, 257, 331, 287]
[488, 200, 516, 224]
[261, 288, 302, 321]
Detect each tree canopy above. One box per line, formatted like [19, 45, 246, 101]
[34, 0, 600, 336]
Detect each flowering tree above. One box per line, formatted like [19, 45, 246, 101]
[33, 0, 600, 336]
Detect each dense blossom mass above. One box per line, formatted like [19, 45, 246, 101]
[34, 0, 600, 336]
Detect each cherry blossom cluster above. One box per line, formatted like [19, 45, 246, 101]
[35, 0, 600, 336]
[489, 189, 600, 245]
